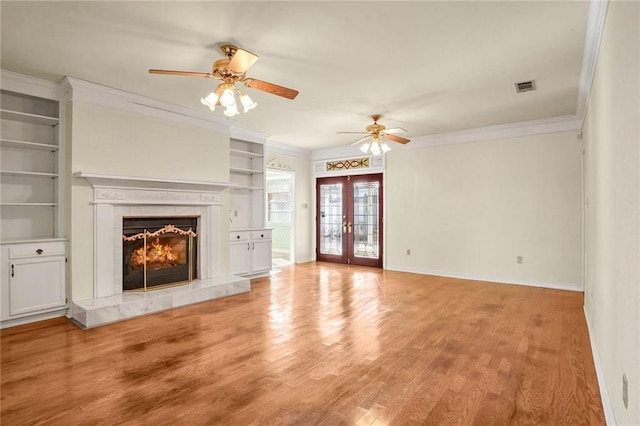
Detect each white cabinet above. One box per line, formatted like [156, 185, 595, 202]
[1, 240, 67, 325]
[1, 89, 62, 240]
[229, 232, 252, 275]
[229, 230, 272, 276]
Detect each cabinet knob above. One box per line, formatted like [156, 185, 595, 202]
[261, 234, 264, 238]
[236, 235, 240, 239]
[36, 249, 44, 255]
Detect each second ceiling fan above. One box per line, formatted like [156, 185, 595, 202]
[338, 114, 410, 155]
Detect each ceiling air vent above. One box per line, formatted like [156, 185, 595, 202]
[515, 80, 536, 93]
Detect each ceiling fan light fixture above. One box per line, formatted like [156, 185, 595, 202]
[381, 142, 391, 153]
[219, 86, 236, 107]
[200, 92, 219, 111]
[360, 141, 371, 153]
[240, 92, 257, 113]
[370, 139, 382, 155]
[224, 103, 239, 117]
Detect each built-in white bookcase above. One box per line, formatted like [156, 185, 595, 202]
[229, 138, 265, 229]
[1, 89, 61, 240]
[229, 136, 272, 276]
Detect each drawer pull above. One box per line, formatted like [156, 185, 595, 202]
[36, 249, 44, 255]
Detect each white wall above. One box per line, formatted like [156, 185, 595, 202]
[68, 101, 229, 300]
[583, 1, 640, 424]
[385, 131, 583, 289]
[265, 153, 314, 263]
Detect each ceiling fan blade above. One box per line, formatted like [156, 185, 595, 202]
[337, 131, 369, 134]
[242, 78, 299, 99]
[383, 127, 408, 134]
[383, 133, 411, 144]
[350, 136, 371, 145]
[149, 69, 214, 78]
[228, 48, 260, 74]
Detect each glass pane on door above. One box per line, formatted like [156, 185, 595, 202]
[352, 181, 380, 259]
[319, 183, 343, 255]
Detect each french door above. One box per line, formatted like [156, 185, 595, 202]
[316, 173, 383, 267]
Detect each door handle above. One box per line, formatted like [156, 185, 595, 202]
[348, 222, 352, 234]
[11, 264, 14, 277]
[247, 243, 250, 251]
[343, 221, 347, 234]
[252, 242, 255, 250]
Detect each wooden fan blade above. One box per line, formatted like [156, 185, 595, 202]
[149, 69, 214, 78]
[383, 133, 411, 144]
[350, 136, 371, 145]
[228, 48, 259, 74]
[337, 131, 369, 134]
[383, 127, 408, 134]
[242, 78, 299, 99]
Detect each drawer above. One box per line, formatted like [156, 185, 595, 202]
[9, 242, 66, 259]
[251, 230, 271, 240]
[229, 231, 251, 242]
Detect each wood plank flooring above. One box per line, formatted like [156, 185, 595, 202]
[1, 262, 605, 425]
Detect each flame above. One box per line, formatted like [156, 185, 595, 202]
[131, 238, 179, 269]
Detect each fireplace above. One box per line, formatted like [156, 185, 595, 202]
[122, 217, 198, 291]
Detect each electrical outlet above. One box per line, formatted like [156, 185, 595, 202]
[623, 373, 628, 409]
[406, 249, 411, 255]
[517, 256, 523, 264]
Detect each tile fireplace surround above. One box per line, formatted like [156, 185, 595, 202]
[71, 172, 249, 328]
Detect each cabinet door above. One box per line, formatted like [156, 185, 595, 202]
[252, 239, 272, 272]
[9, 256, 66, 316]
[230, 241, 252, 275]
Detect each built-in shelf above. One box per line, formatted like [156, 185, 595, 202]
[0, 203, 58, 206]
[0, 109, 59, 126]
[230, 167, 263, 175]
[0, 139, 59, 151]
[0, 170, 58, 178]
[230, 185, 264, 192]
[230, 148, 264, 159]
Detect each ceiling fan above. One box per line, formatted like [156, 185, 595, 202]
[149, 44, 298, 117]
[338, 114, 410, 155]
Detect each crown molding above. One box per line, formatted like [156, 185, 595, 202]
[230, 127, 270, 144]
[576, 0, 610, 125]
[407, 115, 582, 150]
[266, 140, 312, 159]
[0, 69, 60, 100]
[60, 76, 231, 134]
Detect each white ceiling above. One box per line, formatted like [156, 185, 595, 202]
[0, 1, 590, 150]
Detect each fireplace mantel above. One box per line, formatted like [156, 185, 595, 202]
[70, 171, 250, 328]
[74, 171, 237, 192]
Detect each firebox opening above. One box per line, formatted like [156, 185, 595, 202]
[122, 217, 198, 291]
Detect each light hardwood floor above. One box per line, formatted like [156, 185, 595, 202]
[1, 262, 604, 425]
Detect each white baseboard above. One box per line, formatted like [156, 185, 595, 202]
[583, 306, 616, 425]
[384, 264, 583, 292]
[0, 308, 68, 329]
[295, 257, 313, 264]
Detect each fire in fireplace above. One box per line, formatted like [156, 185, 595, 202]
[122, 217, 198, 291]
